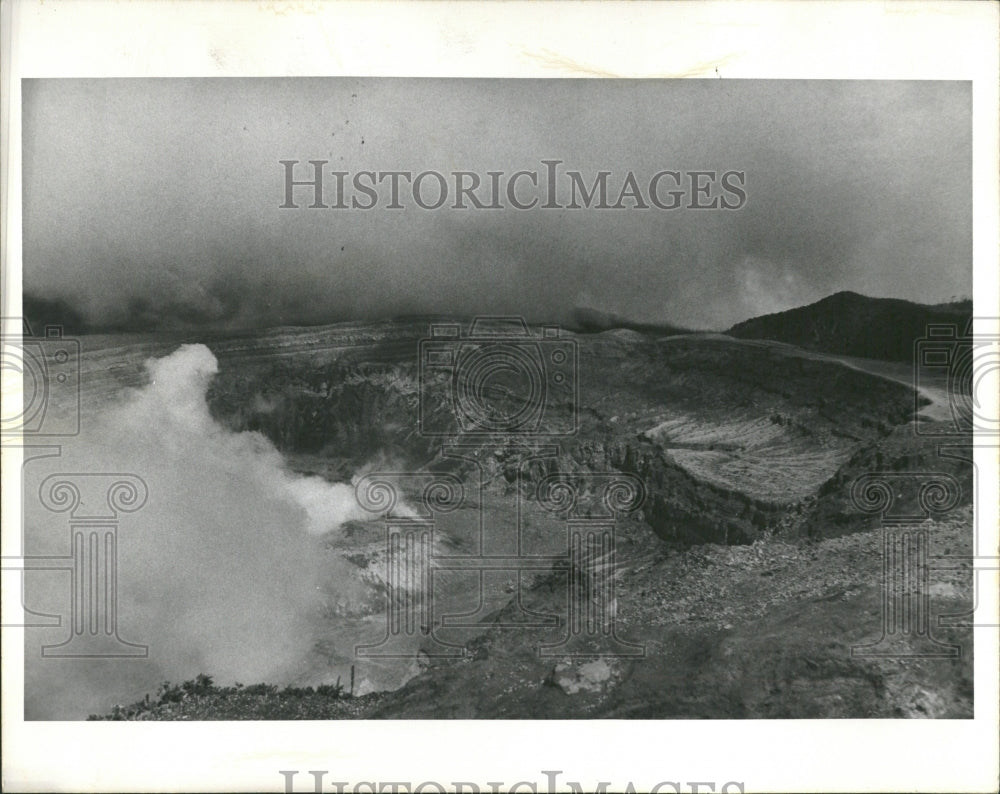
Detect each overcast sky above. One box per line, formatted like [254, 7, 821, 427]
[22, 78, 971, 332]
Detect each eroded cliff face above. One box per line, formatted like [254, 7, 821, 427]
[201, 323, 936, 549]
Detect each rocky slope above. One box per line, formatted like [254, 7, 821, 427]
[95, 508, 974, 720]
[54, 316, 974, 719]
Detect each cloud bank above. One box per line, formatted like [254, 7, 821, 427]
[22, 79, 971, 331]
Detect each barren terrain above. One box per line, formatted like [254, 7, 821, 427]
[22, 316, 974, 719]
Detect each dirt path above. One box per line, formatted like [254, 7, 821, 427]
[709, 333, 952, 422]
[820, 353, 951, 421]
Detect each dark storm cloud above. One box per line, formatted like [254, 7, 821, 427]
[22, 78, 971, 331]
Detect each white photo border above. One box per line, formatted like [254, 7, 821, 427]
[2, 2, 997, 792]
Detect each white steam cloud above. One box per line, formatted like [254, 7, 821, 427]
[24, 344, 368, 718]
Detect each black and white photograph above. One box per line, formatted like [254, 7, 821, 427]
[2, 2, 998, 792]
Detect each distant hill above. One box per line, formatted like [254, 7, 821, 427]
[726, 291, 972, 362]
[568, 306, 693, 336]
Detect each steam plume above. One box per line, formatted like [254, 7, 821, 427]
[24, 344, 365, 718]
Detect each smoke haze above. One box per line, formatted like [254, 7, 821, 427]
[22, 79, 971, 332]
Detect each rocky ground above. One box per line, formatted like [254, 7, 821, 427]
[94, 506, 973, 719]
[54, 318, 976, 720]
